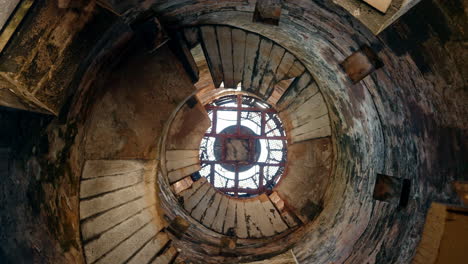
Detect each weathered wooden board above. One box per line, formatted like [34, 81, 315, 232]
[200, 26, 224, 87]
[80, 183, 145, 219]
[253, 0, 283, 25]
[244, 199, 275, 237]
[223, 198, 237, 234]
[251, 38, 273, 93]
[191, 186, 216, 220]
[211, 196, 229, 233]
[216, 26, 236, 88]
[232, 28, 246, 87]
[168, 164, 200, 183]
[80, 170, 143, 199]
[184, 181, 211, 212]
[180, 177, 207, 203]
[81, 196, 155, 240]
[83, 209, 153, 263]
[235, 201, 248, 238]
[151, 246, 177, 264]
[340, 45, 383, 83]
[127, 231, 169, 264]
[183, 27, 200, 48]
[286, 60, 305, 79]
[166, 156, 199, 172]
[166, 149, 199, 160]
[202, 192, 223, 227]
[276, 72, 312, 112]
[171, 176, 194, 194]
[259, 44, 285, 97]
[261, 198, 288, 234]
[242, 33, 260, 91]
[82, 160, 144, 179]
[95, 221, 158, 264]
[275, 52, 296, 82]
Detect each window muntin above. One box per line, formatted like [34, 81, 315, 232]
[199, 94, 287, 197]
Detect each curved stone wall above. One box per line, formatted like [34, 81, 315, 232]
[0, 1, 466, 264]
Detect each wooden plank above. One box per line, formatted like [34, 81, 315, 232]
[151, 247, 178, 264]
[183, 181, 210, 213]
[166, 150, 199, 160]
[96, 222, 158, 264]
[180, 177, 207, 200]
[291, 120, 331, 143]
[80, 170, 143, 199]
[81, 196, 155, 240]
[251, 38, 273, 94]
[242, 33, 260, 91]
[183, 27, 200, 48]
[276, 73, 312, 112]
[363, 0, 392, 13]
[281, 210, 299, 228]
[283, 81, 320, 114]
[275, 52, 296, 82]
[340, 45, 383, 83]
[166, 156, 199, 172]
[216, 26, 236, 88]
[211, 196, 229, 233]
[82, 160, 144, 179]
[171, 32, 199, 83]
[80, 184, 145, 219]
[289, 95, 328, 128]
[191, 186, 216, 220]
[232, 28, 246, 87]
[261, 199, 288, 234]
[269, 192, 300, 227]
[244, 199, 276, 237]
[259, 44, 285, 97]
[201, 192, 223, 228]
[168, 164, 200, 183]
[127, 231, 169, 264]
[83, 209, 153, 263]
[200, 26, 224, 88]
[235, 201, 248, 238]
[290, 114, 330, 136]
[223, 199, 237, 234]
[267, 78, 295, 105]
[0, 0, 34, 54]
[253, 0, 283, 25]
[286, 60, 305, 79]
[171, 176, 194, 194]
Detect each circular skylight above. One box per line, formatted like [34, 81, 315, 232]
[199, 94, 287, 197]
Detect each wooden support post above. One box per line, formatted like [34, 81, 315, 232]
[130, 12, 169, 54]
[166, 216, 190, 239]
[253, 0, 283, 26]
[340, 45, 383, 84]
[373, 174, 411, 207]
